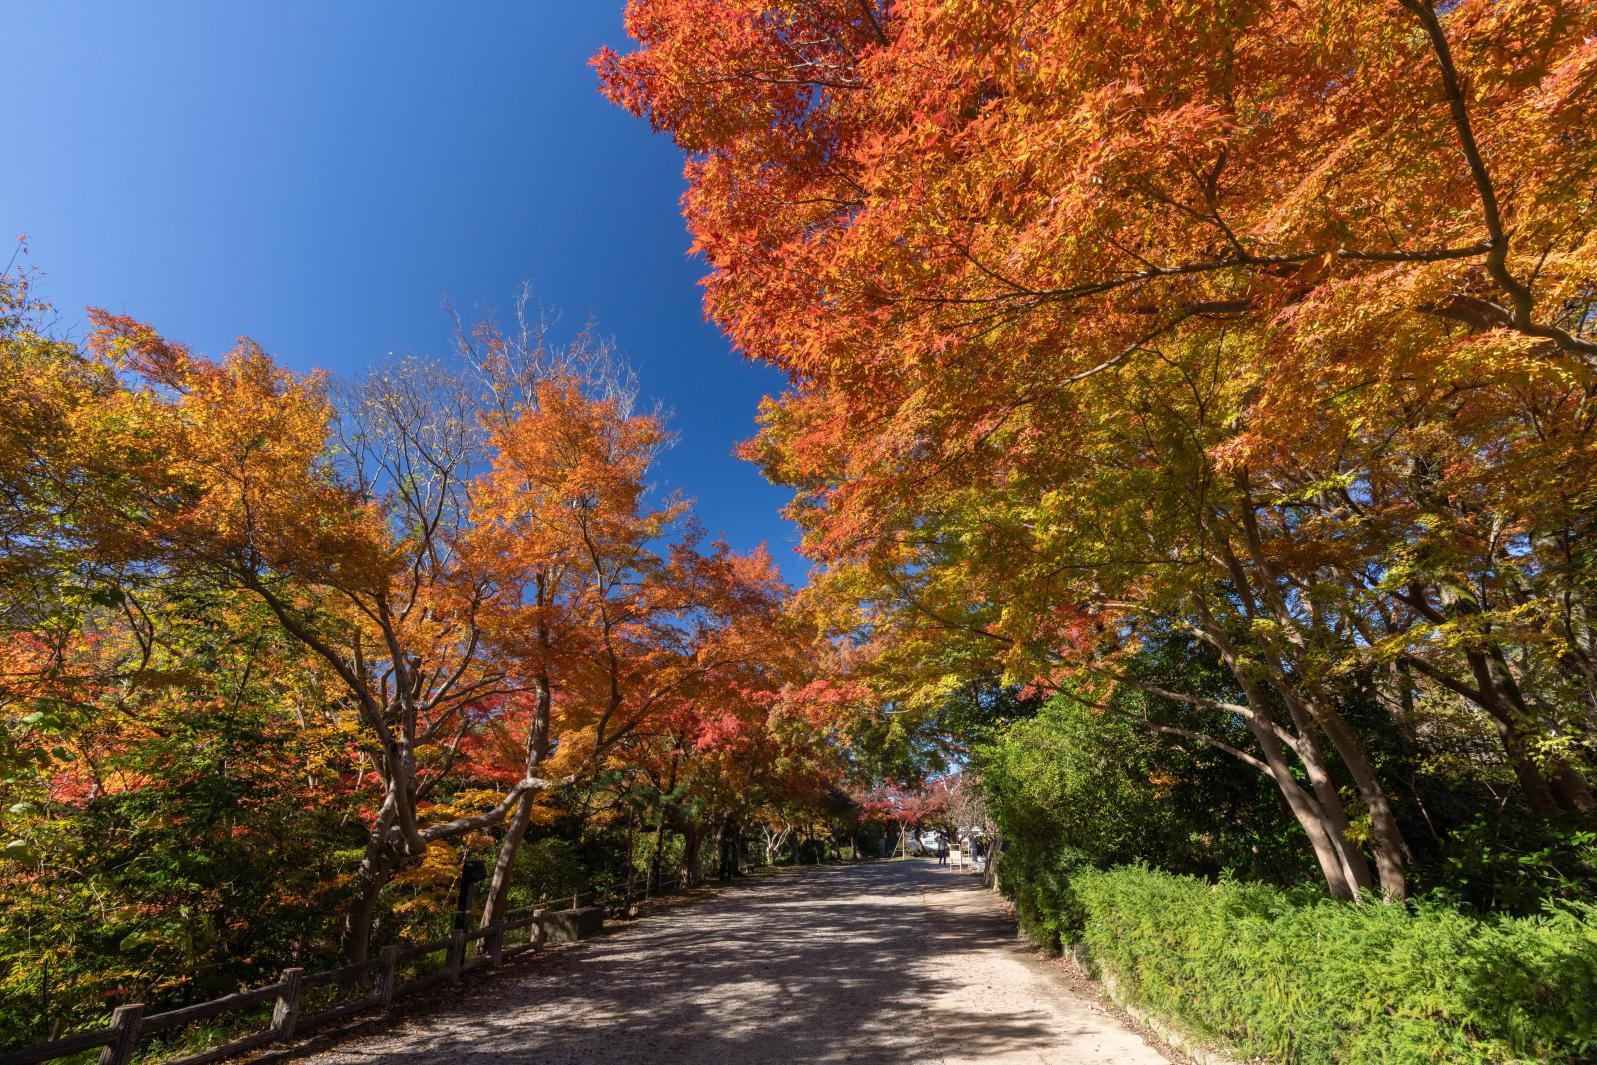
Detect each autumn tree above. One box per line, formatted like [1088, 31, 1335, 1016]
[69, 306, 813, 958]
[599, 0, 1597, 899]
[0, 228, 851, 1045]
[466, 358, 681, 924]
[0, 275, 366, 1037]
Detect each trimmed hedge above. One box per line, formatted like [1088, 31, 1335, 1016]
[1056, 865, 1597, 1063]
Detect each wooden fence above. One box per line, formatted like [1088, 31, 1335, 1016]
[1, 875, 687, 1065]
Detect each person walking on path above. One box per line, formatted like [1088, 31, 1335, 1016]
[937, 838, 949, 866]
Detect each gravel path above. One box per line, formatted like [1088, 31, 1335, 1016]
[301, 859, 1169, 1065]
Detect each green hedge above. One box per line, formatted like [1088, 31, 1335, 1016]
[1055, 865, 1597, 1063]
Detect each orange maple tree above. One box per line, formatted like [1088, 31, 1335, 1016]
[599, 0, 1597, 899]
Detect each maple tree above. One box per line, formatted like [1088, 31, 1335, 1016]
[605, 539, 846, 886]
[0, 266, 843, 1041]
[857, 779, 947, 859]
[1, 274, 371, 1032]
[78, 316, 525, 962]
[465, 351, 681, 924]
[4, 0, 1596, 1048]
[599, 0, 1597, 900]
[468, 358, 808, 910]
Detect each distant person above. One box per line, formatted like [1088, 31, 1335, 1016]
[937, 838, 949, 866]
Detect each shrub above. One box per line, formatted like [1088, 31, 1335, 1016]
[978, 683, 1316, 893]
[508, 836, 590, 908]
[1066, 865, 1597, 1064]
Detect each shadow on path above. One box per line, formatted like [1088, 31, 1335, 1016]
[303, 860, 1165, 1065]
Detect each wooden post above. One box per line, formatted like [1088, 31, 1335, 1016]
[98, 1003, 144, 1065]
[486, 923, 504, 967]
[376, 945, 400, 1008]
[272, 968, 304, 1043]
[531, 907, 547, 948]
[446, 929, 466, 980]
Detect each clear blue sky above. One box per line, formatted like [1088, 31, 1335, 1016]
[4, 2, 806, 582]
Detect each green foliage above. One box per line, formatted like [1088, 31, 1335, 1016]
[0, 588, 356, 1045]
[979, 641, 1597, 1061]
[645, 833, 685, 877]
[1431, 816, 1597, 915]
[509, 836, 591, 907]
[0, 787, 350, 1045]
[980, 679, 1311, 889]
[1067, 865, 1597, 1064]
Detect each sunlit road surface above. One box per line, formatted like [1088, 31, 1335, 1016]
[303, 859, 1169, 1065]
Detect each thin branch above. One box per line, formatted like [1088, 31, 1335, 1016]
[1401, 0, 1597, 359]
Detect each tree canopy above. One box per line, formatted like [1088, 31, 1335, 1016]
[598, 0, 1597, 902]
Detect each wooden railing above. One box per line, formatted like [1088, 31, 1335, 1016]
[1, 873, 691, 1065]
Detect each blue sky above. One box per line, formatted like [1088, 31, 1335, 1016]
[4, 2, 806, 581]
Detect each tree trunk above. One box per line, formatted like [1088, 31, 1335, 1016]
[714, 818, 730, 880]
[1213, 533, 1386, 897]
[648, 757, 678, 894]
[982, 826, 1001, 889]
[681, 825, 703, 888]
[1466, 647, 1564, 817]
[342, 845, 396, 965]
[1308, 697, 1410, 899]
[342, 789, 402, 964]
[480, 792, 533, 927]
[1425, 576, 1580, 818]
[480, 661, 553, 929]
[727, 818, 743, 877]
[1202, 608, 1360, 900]
[623, 805, 639, 902]
[1486, 646, 1596, 817]
[1224, 476, 1418, 897]
[1241, 710, 1360, 900]
[1552, 761, 1597, 816]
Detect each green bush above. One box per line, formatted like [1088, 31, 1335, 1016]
[979, 682, 1316, 893]
[508, 836, 590, 908]
[1064, 865, 1597, 1064]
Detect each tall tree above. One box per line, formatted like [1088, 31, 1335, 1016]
[599, 0, 1597, 897]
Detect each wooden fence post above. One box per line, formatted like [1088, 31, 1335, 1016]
[446, 929, 466, 980]
[97, 1003, 144, 1065]
[532, 907, 548, 948]
[377, 945, 400, 1008]
[272, 968, 304, 1043]
[486, 923, 504, 967]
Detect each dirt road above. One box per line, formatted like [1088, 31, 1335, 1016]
[301, 859, 1169, 1064]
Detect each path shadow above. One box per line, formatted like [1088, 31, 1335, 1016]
[310, 861, 1079, 1065]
